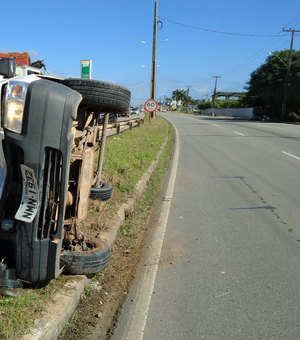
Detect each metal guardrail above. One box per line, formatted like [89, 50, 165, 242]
[96, 116, 144, 138]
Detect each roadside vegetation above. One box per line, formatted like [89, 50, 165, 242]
[0, 114, 175, 340]
[165, 49, 300, 121]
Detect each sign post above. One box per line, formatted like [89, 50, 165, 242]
[81, 59, 92, 79]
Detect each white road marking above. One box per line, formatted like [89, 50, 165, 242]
[233, 131, 245, 136]
[122, 123, 179, 340]
[213, 124, 220, 127]
[282, 151, 300, 161]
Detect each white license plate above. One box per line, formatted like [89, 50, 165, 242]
[15, 164, 39, 223]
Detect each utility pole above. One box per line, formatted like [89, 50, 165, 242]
[150, 0, 158, 119]
[212, 75, 222, 108]
[186, 85, 192, 96]
[281, 28, 300, 122]
[186, 85, 192, 112]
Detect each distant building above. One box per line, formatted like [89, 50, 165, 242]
[212, 91, 245, 100]
[0, 52, 31, 66]
[170, 99, 183, 110]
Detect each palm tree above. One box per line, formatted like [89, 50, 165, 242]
[172, 89, 192, 112]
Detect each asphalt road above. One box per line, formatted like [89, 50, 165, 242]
[111, 113, 300, 340]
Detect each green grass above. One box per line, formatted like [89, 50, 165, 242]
[114, 115, 174, 247]
[102, 115, 170, 193]
[0, 114, 175, 340]
[0, 276, 67, 340]
[0, 293, 40, 340]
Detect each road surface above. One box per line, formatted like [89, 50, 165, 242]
[111, 113, 300, 340]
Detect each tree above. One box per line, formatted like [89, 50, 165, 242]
[172, 89, 192, 112]
[30, 60, 46, 70]
[244, 50, 300, 120]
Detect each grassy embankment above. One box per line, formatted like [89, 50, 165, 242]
[0, 114, 175, 340]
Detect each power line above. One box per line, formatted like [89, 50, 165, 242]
[158, 16, 293, 38]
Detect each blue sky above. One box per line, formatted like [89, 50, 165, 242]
[1, 0, 300, 105]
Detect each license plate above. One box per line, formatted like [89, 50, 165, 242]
[15, 165, 39, 223]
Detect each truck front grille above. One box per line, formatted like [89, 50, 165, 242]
[38, 148, 63, 239]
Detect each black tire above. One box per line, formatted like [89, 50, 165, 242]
[61, 241, 111, 275]
[90, 182, 113, 200]
[61, 78, 131, 113]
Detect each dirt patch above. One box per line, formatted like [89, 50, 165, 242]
[58, 201, 153, 340]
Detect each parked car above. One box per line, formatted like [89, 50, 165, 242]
[130, 106, 140, 115]
[98, 112, 118, 124]
[0, 58, 131, 288]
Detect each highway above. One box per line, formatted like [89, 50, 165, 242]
[111, 113, 300, 340]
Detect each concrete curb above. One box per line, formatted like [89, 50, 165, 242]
[22, 276, 89, 340]
[23, 136, 169, 340]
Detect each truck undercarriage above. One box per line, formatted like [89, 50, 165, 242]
[0, 57, 131, 289]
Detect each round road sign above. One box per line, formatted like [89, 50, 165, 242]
[144, 99, 158, 112]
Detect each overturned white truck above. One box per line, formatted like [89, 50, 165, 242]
[0, 57, 131, 289]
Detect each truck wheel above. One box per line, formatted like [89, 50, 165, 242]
[61, 78, 131, 113]
[90, 182, 113, 201]
[60, 240, 111, 275]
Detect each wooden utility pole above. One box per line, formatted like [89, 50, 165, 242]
[281, 28, 300, 122]
[186, 85, 192, 112]
[186, 85, 192, 96]
[212, 75, 222, 108]
[150, 0, 158, 119]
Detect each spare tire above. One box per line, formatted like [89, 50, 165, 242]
[90, 182, 113, 201]
[62, 78, 131, 113]
[60, 240, 111, 275]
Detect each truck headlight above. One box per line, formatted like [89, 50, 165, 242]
[4, 81, 29, 133]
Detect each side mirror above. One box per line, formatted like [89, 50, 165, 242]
[0, 58, 16, 78]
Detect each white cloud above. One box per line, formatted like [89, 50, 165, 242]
[27, 49, 39, 59]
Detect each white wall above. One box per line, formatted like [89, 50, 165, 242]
[202, 108, 254, 119]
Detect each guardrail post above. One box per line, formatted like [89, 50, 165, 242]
[116, 123, 121, 134]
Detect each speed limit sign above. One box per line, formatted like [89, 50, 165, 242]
[144, 99, 158, 112]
